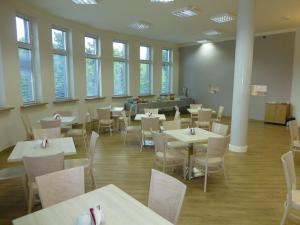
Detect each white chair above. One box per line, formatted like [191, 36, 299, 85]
[144, 108, 159, 114]
[67, 112, 91, 151]
[194, 110, 212, 130]
[191, 136, 229, 192]
[97, 108, 113, 136]
[21, 114, 33, 140]
[190, 104, 202, 121]
[280, 151, 300, 225]
[212, 106, 224, 122]
[174, 106, 191, 127]
[36, 166, 84, 208]
[40, 119, 61, 129]
[33, 128, 61, 139]
[148, 169, 187, 225]
[162, 120, 188, 150]
[23, 152, 64, 213]
[120, 111, 140, 145]
[288, 120, 300, 153]
[53, 110, 73, 116]
[140, 117, 160, 152]
[64, 131, 99, 189]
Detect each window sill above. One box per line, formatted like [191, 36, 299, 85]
[112, 95, 132, 99]
[138, 94, 156, 98]
[85, 97, 106, 101]
[20, 102, 48, 109]
[0, 107, 14, 112]
[160, 93, 175, 96]
[53, 99, 79, 104]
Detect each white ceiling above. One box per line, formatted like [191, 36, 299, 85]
[22, 0, 300, 44]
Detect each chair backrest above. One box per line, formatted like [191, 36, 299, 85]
[174, 106, 179, 112]
[40, 119, 61, 129]
[207, 136, 229, 159]
[23, 152, 64, 183]
[288, 120, 299, 143]
[36, 166, 84, 208]
[152, 132, 167, 157]
[88, 131, 99, 168]
[21, 114, 33, 138]
[141, 117, 160, 132]
[190, 104, 202, 109]
[148, 169, 187, 225]
[174, 110, 180, 121]
[217, 106, 224, 120]
[281, 151, 297, 205]
[121, 111, 129, 129]
[53, 111, 73, 116]
[144, 108, 159, 114]
[211, 122, 229, 136]
[82, 112, 91, 133]
[97, 108, 111, 120]
[197, 110, 212, 122]
[163, 120, 181, 130]
[33, 128, 61, 139]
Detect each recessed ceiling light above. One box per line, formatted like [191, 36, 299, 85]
[172, 7, 199, 18]
[210, 13, 235, 23]
[128, 21, 151, 30]
[72, 0, 98, 4]
[203, 29, 221, 36]
[150, 0, 174, 2]
[197, 39, 211, 44]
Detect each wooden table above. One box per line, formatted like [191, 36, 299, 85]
[13, 184, 173, 225]
[39, 116, 77, 125]
[164, 128, 222, 180]
[134, 114, 166, 121]
[8, 137, 76, 162]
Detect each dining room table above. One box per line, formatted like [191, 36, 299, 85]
[38, 116, 77, 126]
[187, 108, 217, 115]
[13, 184, 173, 225]
[134, 114, 166, 121]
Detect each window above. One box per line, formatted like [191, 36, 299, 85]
[113, 41, 128, 96]
[161, 49, 173, 94]
[16, 15, 36, 103]
[52, 27, 70, 99]
[85, 35, 101, 97]
[139, 45, 152, 95]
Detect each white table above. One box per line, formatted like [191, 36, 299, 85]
[13, 184, 173, 225]
[134, 114, 166, 121]
[187, 108, 216, 115]
[39, 116, 77, 125]
[164, 128, 222, 179]
[8, 137, 76, 162]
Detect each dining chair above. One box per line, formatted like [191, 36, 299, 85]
[280, 151, 300, 225]
[148, 169, 187, 225]
[36, 166, 84, 208]
[64, 131, 99, 189]
[194, 109, 212, 130]
[190, 104, 202, 122]
[40, 119, 61, 129]
[67, 112, 91, 151]
[144, 108, 159, 114]
[33, 128, 61, 139]
[288, 120, 300, 153]
[212, 106, 224, 122]
[97, 108, 113, 136]
[120, 111, 140, 145]
[174, 106, 191, 127]
[141, 117, 160, 152]
[21, 114, 33, 140]
[190, 104, 202, 109]
[191, 136, 229, 192]
[23, 152, 64, 213]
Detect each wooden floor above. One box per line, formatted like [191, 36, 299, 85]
[0, 118, 299, 225]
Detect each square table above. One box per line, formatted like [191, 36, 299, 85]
[8, 137, 76, 162]
[134, 114, 166, 121]
[39, 116, 77, 126]
[187, 108, 216, 115]
[164, 128, 222, 179]
[13, 184, 173, 225]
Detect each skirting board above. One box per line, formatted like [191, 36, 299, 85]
[229, 144, 248, 153]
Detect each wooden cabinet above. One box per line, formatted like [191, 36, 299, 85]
[264, 103, 290, 125]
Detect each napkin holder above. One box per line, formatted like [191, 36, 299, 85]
[189, 128, 196, 135]
[41, 139, 49, 148]
[90, 205, 104, 225]
[53, 114, 62, 120]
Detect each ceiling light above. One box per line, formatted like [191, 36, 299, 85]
[172, 7, 199, 18]
[210, 13, 235, 23]
[150, 0, 174, 2]
[72, 0, 98, 4]
[197, 39, 211, 44]
[203, 29, 221, 36]
[128, 21, 151, 30]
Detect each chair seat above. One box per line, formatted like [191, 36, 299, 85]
[292, 190, 300, 209]
[100, 119, 113, 125]
[64, 158, 89, 169]
[67, 129, 85, 136]
[155, 151, 183, 164]
[167, 141, 188, 149]
[0, 167, 25, 181]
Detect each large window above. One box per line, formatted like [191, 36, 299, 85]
[16, 15, 36, 103]
[139, 45, 152, 95]
[85, 35, 101, 97]
[113, 41, 128, 96]
[161, 49, 173, 94]
[52, 27, 70, 99]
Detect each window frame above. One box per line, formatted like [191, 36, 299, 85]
[139, 44, 153, 95]
[161, 48, 173, 94]
[113, 40, 129, 96]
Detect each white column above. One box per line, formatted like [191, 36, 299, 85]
[229, 0, 255, 153]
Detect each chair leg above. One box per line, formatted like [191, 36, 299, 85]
[83, 135, 87, 152]
[109, 125, 112, 136]
[28, 187, 33, 213]
[204, 165, 208, 192]
[98, 122, 100, 134]
[280, 202, 289, 225]
[90, 169, 96, 190]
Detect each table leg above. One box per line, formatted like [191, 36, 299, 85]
[186, 143, 193, 180]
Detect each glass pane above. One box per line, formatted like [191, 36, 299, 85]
[113, 42, 126, 58]
[140, 46, 150, 60]
[18, 48, 34, 103]
[162, 49, 171, 62]
[140, 63, 151, 95]
[85, 37, 97, 55]
[86, 58, 99, 97]
[113, 61, 126, 96]
[52, 29, 66, 50]
[161, 65, 170, 94]
[16, 17, 30, 44]
[53, 54, 68, 99]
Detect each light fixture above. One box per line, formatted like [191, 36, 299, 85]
[150, 0, 174, 2]
[210, 13, 235, 23]
[128, 21, 151, 30]
[203, 29, 221, 36]
[72, 0, 98, 4]
[197, 39, 211, 44]
[172, 7, 199, 18]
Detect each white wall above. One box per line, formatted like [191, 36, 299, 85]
[0, 0, 179, 151]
